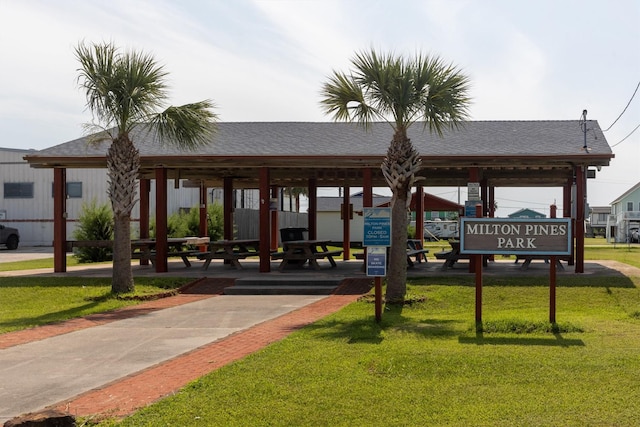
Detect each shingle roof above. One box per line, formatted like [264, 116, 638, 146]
[24, 120, 613, 189]
[29, 120, 612, 159]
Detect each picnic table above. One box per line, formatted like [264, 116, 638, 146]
[515, 255, 567, 270]
[434, 240, 471, 270]
[354, 240, 430, 268]
[271, 240, 343, 272]
[131, 237, 210, 267]
[66, 237, 209, 267]
[198, 239, 260, 270]
[407, 239, 429, 266]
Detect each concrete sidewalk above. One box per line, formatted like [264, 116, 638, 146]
[0, 293, 326, 423]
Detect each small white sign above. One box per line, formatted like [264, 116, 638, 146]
[366, 246, 387, 277]
[468, 182, 480, 201]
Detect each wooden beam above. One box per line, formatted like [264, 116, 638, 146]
[155, 167, 168, 273]
[259, 167, 271, 272]
[53, 168, 66, 273]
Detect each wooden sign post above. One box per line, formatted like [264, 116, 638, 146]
[460, 212, 572, 325]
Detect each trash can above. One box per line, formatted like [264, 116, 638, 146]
[280, 227, 308, 265]
[280, 227, 308, 245]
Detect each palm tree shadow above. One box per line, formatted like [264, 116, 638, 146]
[460, 324, 585, 347]
[306, 302, 458, 344]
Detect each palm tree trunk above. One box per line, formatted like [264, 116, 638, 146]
[107, 135, 139, 294]
[382, 130, 422, 304]
[112, 214, 133, 293]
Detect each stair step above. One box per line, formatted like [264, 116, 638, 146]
[224, 285, 336, 295]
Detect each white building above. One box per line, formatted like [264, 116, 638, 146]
[0, 147, 261, 246]
[316, 192, 391, 243]
[606, 181, 640, 243]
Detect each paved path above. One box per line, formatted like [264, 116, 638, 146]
[0, 279, 369, 423]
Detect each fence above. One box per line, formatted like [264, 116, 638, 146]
[234, 209, 308, 243]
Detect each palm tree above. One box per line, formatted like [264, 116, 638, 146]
[320, 49, 471, 303]
[284, 187, 308, 212]
[75, 41, 218, 294]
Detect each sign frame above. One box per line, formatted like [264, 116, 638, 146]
[460, 217, 572, 256]
[363, 207, 392, 247]
[366, 246, 387, 277]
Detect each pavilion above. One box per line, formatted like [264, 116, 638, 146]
[24, 120, 613, 274]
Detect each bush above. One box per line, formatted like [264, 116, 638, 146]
[72, 200, 114, 263]
[151, 203, 224, 240]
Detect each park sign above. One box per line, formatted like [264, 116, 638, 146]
[459, 218, 572, 255]
[363, 207, 391, 247]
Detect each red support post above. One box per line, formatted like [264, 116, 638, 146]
[474, 203, 483, 326]
[550, 204, 557, 323]
[575, 166, 585, 273]
[53, 168, 67, 273]
[259, 167, 271, 272]
[342, 186, 351, 260]
[271, 186, 279, 252]
[308, 179, 317, 240]
[223, 177, 233, 241]
[155, 168, 168, 273]
[139, 179, 150, 265]
[416, 186, 424, 242]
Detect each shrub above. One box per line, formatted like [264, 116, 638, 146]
[72, 200, 114, 263]
[150, 203, 224, 240]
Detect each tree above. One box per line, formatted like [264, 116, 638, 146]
[320, 49, 471, 303]
[284, 187, 308, 212]
[75, 41, 217, 293]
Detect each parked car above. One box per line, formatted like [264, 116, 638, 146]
[0, 224, 20, 250]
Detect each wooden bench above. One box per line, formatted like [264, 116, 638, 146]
[354, 249, 429, 267]
[515, 255, 568, 270]
[197, 250, 257, 269]
[406, 248, 429, 266]
[276, 248, 343, 271]
[132, 249, 198, 267]
[435, 249, 471, 270]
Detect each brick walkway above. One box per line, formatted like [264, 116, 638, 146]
[3, 277, 372, 421]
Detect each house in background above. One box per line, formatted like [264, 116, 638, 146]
[607, 181, 640, 243]
[588, 206, 611, 237]
[316, 191, 390, 243]
[507, 208, 546, 219]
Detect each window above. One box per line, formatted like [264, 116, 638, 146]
[628, 202, 634, 212]
[4, 182, 34, 198]
[66, 182, 82, 198]
[51, 182, 83, 198]
[598, 213, 608, 222]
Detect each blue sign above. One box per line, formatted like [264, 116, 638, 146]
[363, 208, 391, 246]
[366, 246, 387, 277]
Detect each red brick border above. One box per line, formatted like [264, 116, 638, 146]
[2, 277, 372, 420]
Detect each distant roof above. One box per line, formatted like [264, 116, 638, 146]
[25, 120, 613, 189]
[610, 181, 640, 205]
[376, 192, 464, 212]
[508, 208, 546, 218]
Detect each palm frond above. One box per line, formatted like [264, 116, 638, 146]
[320, 72, 378, 127]
[150, 100, 218, 150]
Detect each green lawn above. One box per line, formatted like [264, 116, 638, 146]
[2, 247, 639, 426]
[0, 276, 190, 333]
[96, 276, 640, 426]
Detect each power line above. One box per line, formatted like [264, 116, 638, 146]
[603, 80, 640, 132]
[610, 122, 640, 148]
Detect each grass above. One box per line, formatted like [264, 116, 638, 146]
[0, 276, 191, 334]
[2, 245, 639, 425]
[0, 256, 82, 272]
[90, 272, 640, 426]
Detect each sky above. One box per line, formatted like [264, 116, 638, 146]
[1, 0, 639, 217]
